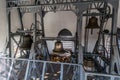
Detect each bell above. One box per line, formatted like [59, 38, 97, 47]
[20, 34, 33, 50]
[53, 41, 65, 53]
[86, 16, 100, 29]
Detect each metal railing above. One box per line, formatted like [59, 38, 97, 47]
[0, 57, 83, 80]
[85, 72, 120, 80]
[0, 57, 120, 80]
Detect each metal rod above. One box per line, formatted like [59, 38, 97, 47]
[17, 8, 24, 30]
[77, 13, 83, 64]
[111, 77, 114, 80]
[34, 10, 37, 42]
[40, 37, 75, 41]
[40, 11, 45, 37]
[109, 8, 114, 74]
[24, 60, 31, 80]
[60, 63, 64, 80]
[7, 60, 14, 80]
[8, 11, 11, 57]
[84, 73, 87, 80]
[11, 37, 19, 46]
[41, 62, 46, 80]
[85, 72, 120, 78]
[80, 65, 84, 80]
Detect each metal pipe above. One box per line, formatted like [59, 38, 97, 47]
[34, 0, 37, 42]
[40, 37, 75, 41]
[8, 11, 11, 57]
[17, 8, 24, 30]
[7, 60, 14, 80]
[85, 72, 120, 78]
[41, 62, 46, 80]
[109, 8, 114, 74]
[40, 11, 45, 37]
[24, 60, 31, 80]
[60, 63, 64, 80]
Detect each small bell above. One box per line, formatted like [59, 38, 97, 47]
[20, 34, 33, 50]
[53, 41, 65, 53]
[86, 16, 100, 29]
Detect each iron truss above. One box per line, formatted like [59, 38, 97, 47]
[5, 0, 120, 78]
[6, 0, 111, 13]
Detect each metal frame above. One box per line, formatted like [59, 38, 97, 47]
[5, 0, 120, 79]
[0, 57, 120, 80]
[0, 57, 83, 80]
[85, 72, 120, 80]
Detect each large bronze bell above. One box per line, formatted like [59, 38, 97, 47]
[86, 16, 100, 29]
[20, 34, 33, 50]
[53, 41, 65, 53]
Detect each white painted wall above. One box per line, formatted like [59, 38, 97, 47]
[0, 0, 120, 53]
[44, 11, 77, 37]
[0, 0, 7, 52]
